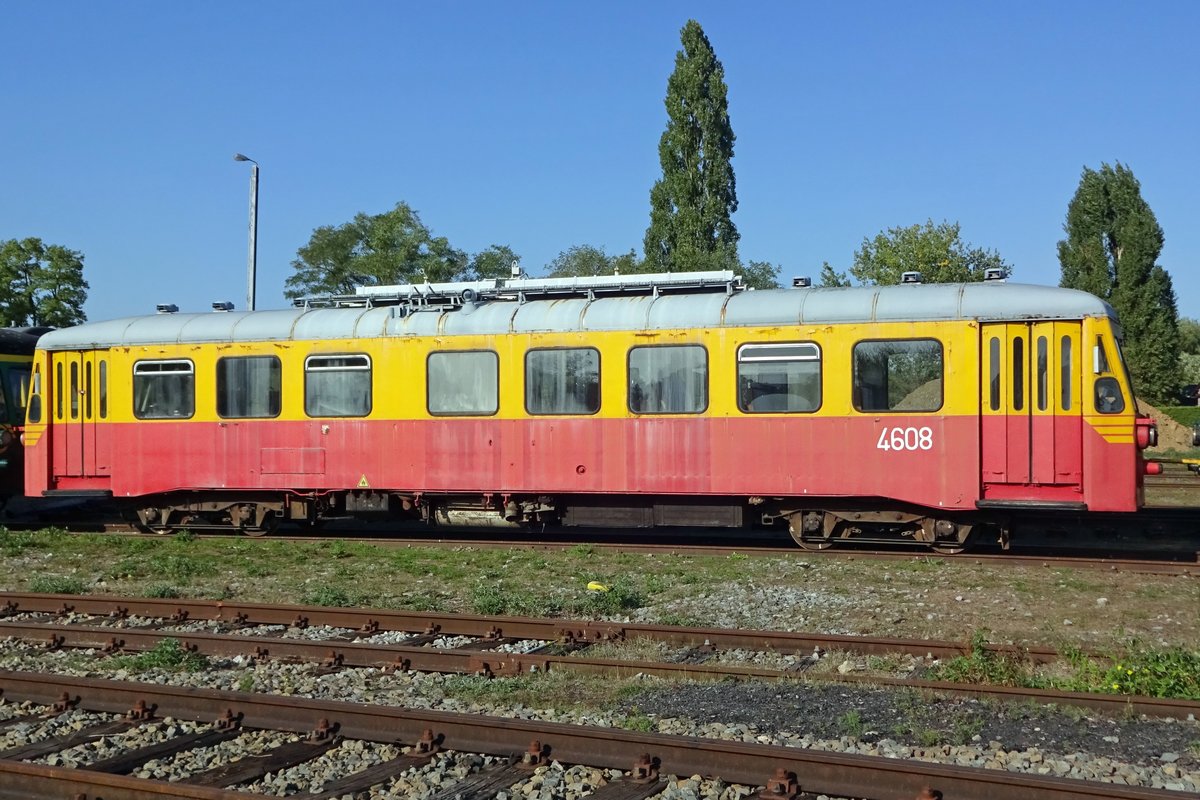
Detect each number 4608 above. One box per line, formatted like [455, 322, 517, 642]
[876, 426, 934, 451]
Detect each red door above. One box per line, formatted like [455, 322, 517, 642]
[982, 322, 1082, 495]
[53, 351, 111, 479]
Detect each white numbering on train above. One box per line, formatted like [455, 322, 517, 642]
[876, 426, 934, 451]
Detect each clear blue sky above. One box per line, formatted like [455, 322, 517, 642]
[3, 1, 1198, 320]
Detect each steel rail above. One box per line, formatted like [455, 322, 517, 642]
[0, 591, 1061, 661]
[0, 670, 1187, 800]
[4, 618, 1197, 721]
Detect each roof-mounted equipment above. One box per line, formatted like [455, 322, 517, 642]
[900, 271, 923, 284]
[291, 270, 744, 313]
[983, 267, 1007, 282]
[212, 301, 235, 312]
[156, 303, 179, 314]
[792, 276, 812, 288]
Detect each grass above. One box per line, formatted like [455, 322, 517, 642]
[928, 630, 1034, 687]
[108, 638, 209, 673]
[28, 575, 87, 594]
[301, 585, 360, 607]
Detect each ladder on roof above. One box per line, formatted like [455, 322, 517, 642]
[292, 270, 743, 311]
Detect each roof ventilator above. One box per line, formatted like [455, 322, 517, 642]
[155, 303, 179, 314]
[212, 301, 235, 312]
[792, 277, 812, 288]
[983, 267, 1007, 282]
[900, 271, 923, 284]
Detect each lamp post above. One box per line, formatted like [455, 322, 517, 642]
[233, 153, 259, 311]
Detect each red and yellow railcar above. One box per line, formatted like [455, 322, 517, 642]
[23, 272, 1156, 550]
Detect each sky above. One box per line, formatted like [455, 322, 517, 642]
[2, 1, 1198, 321]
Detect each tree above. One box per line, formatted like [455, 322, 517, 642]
[643, 20, 739, 273]
[0, 237, 88, 327]
[546, 245, 644, 278]
[468, 245, 521, 280]
[850, 220, 1010, 286]
[738, 260, 780, 290]
[1178, 318, 1200, 355]
[284, 202, 467, 299]
[818, 262, 851, 287]
[1058, 162, 1180, 404]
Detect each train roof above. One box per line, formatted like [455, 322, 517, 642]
[36, 280, 1116, 351]
[0, 327, 52, 356]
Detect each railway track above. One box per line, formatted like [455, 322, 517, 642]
[1, 592, 1197, 721]
[0, 669, 1192, 800]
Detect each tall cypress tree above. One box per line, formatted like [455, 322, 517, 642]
[1058, 163, 1180, 404]
[643, 20, 739, 273]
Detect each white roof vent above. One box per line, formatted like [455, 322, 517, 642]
[900, 271, 923, 284]
[792, 276, 812, 288]
[983, 267, 1007, 282]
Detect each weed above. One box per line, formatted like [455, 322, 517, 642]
[142, 584, 181, 599]
[236, 673, 255, 692]
[469, 584, 561, 617]
[302, 586, 358, 607]
[838, 709, 864, 738]
[622, 709, 655, 733]
[916, 727, 943, 747]
[567, 582, 644, 616]
[567, 544, 595, 557]
[172, 529, 196, 543]
[929, 630, 1033, 687]
[109, 638, 208, 673]
[399, 592, 445, 612]
[0, 528, 40, 556]
[951, 717, 984, 744]
[145, 553, 217, 582]
[28, 575, 86, 594]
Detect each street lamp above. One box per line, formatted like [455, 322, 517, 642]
[233, 153, 259, 311]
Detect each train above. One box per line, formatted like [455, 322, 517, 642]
[20, 270, 1158, 552]
[0, 327, 52, 505]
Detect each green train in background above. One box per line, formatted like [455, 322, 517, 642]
[0, 327, 51, 506]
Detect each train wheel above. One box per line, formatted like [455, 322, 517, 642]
[796, 536, 834, 551]
[238, 509, 279, 537]
[134, 507, 176, 535]
[929, 541, 966, 555]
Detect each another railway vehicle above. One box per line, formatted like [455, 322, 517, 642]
[23, 271, 1157, 551]
[0, 327, 50, 504]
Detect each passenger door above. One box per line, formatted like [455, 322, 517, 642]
[52, 351, 111, 478]
[981, 322, 1082, 489]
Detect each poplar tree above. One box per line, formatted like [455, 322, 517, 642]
[643, 20, 739, 273]
[1057, 162, 1180, 404]
[0, 238, 88, 327]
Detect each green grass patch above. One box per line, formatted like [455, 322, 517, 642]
[28, 575, 87, 594]
[1159, 406, 1200, 428]
[301, 585, 361, 607]
[928, 630, 1035, 687]
[142, 584, 181, 599]
[1050, 644, 1200, 700]
[109, 638, 209, 673]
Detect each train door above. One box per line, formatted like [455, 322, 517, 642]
[981, 322, 1082, 491]
[51, 351, 111, 478]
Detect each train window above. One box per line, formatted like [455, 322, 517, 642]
[55, 362, 62, 420]
[1095, 376, 1125, 414]
[628, 345, 707, 414]
[28, 365, 41, 424]
[1060, 336, 1072, 410]
[1012, 337, 1024, 412]
[304, 354, 371, 418]
[133, 360, 195, 420]
[98, 360, 107, 419]
[218, 356, 282, 419]
[84, 362, 93, 420]
[737, 342, 820, 413]
[69, 361, 79, 420]
[6, 367, 29, 421]
[428, 351, 498, 416]
[526, 348, 600, 415]
[0, 373, 6, 421]
[988, 337, 1000, 411]
[1094, 336, 1110, 374]
[1036, 336, 1048, 412]
[852, 339, 943, 413]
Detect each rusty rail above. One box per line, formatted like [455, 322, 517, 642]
[2, 617, 1197, 722]
[0, 670, 1188, 800]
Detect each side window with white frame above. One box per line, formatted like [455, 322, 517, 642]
[304, 354, 371, 417]
[428, 351, 499, 416]
[133, 360, 195, 419]
[737, 342, 821, 413]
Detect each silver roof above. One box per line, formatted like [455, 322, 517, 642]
[39, 282, 1116, 351]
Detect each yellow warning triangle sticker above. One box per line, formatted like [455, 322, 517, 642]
[357, 474, 370, 489]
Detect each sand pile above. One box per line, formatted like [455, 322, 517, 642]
[1136, 399, 1195, 452]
